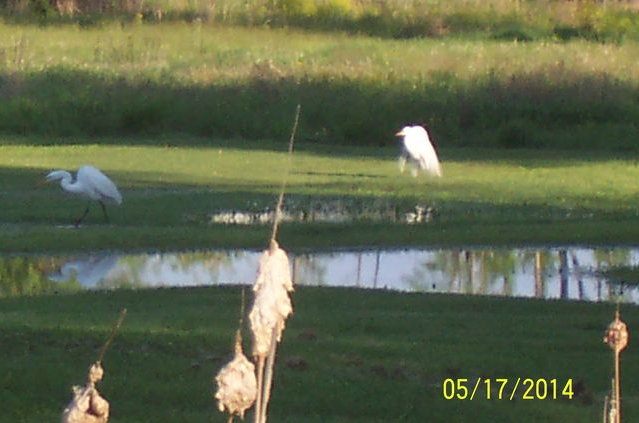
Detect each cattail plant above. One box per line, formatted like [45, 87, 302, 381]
[61, 362, 110, 423]
[215, 105, 300, 423]
[249, 239, 294, 423]
[602, 308, 629, 423]
[215, 328, 258, 422]
[61, 309, 127, 423]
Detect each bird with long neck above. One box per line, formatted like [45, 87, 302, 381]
[46, 165, 122, 227]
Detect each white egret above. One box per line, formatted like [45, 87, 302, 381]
[396, 125, 442, 177]
[45, 165, 122, 226]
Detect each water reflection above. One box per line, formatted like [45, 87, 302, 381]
[48, 255, 118, 287]
[1, 247, 638, 303]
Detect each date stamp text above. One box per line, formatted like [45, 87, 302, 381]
[442, 378, 574, 401]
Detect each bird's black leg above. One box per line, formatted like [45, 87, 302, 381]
[99, 200, 109, 223]
[75, 202, 91, 227]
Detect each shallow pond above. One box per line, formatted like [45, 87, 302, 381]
[1, 246, 638, 303]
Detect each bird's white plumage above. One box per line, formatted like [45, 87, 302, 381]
[46, 165, 122, 204]
[77, 165, 122, 204]
[46, 165, 122, 226]
[396, 125, 442, 177]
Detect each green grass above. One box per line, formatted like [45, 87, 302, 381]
[2, 23, 639, 148]
[0, 285, 637, 422]
[6, 0, 639, 42]
[2, 138, 639, 252]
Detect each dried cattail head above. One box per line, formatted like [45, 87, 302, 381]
[215, 333, 257, 419]
[88, 363, 104, 385]
[248, 241, 294, 357]
[61, 362, 109, 423]
[604, 310, 629, 353]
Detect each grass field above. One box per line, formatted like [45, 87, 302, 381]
[2, 10, 639, 423]
[2, 23, 639, 148]
[1, 138, 639, 252]
[0, 285, 637, 423]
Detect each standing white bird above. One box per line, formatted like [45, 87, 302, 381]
[45, 165, 122, 226]
[396, 125, 442, 177]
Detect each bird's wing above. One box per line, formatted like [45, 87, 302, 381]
[403, 136, 442, 177]
[77, 166, 123, 204]
[415, 140, 442, 177]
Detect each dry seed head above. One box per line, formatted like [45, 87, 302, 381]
[249, 242, 294, 357]
[61, 362, 109, 423]
[215, 337, 257, 419]
[88, 363, 104, 386]
[604, 310, 629, 353]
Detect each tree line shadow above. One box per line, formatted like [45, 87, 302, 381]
[1, 67, 639, 152]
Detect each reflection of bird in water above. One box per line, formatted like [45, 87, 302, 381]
[396, 125, 442, 177]
[48, 255, 118, 288]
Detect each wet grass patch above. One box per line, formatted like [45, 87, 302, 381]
[1, 140, 639, 252]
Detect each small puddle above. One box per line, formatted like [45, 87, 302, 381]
[1, 247, 638, 303]
[208, 204, 433, 224]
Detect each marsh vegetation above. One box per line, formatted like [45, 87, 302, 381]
[1, 2, 639, 422]
[1, 13, 639, 148]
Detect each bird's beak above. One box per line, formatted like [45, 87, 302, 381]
[395, 130, 405, 137]
[37, 179, 49, 187]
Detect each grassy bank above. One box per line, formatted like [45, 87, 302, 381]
[0, 285, 637, 422]
[1, 139, 639, 252]
[5, 0, 639, 42]
[1, 23, 639, 148]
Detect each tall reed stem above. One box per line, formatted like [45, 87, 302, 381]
[270, 104, 301, 244]
[254, 357, 265, 423]
[252, 104, 301, 423]
[259, 328, 280, 423]
[97, 308, 127, 364]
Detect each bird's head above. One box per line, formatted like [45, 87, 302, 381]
[395, 125, 429, 142]
[45, 170, 69, 183]
[42, 170, 73, 188]
[395, 126, 411, 138]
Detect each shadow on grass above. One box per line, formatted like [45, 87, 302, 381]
[2, 67, 639, 151]
[293, 170, 386, 179]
